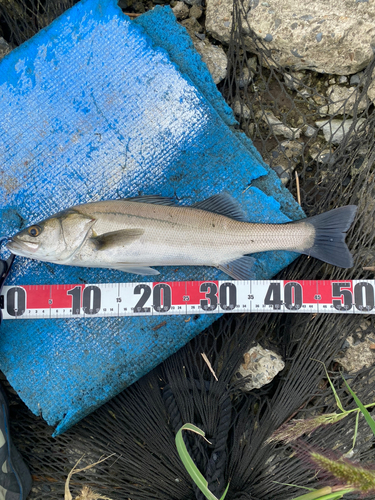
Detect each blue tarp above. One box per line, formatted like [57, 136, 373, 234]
[0, 0, 304, 434]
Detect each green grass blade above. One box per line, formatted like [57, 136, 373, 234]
[291, 487, 353, 500]
[272, 481, 314, 491]
[175, 423, 230, 500]
[342, 376, 375, 436]
[311, 359, 344, 412]
[352, 410, 359, 450]
[219, 481, 230, 500]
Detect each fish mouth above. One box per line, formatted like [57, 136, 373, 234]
[7, 239, 40, 255]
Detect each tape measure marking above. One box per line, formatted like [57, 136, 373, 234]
[1, 280, 374, 320]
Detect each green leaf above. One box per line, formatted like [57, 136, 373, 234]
[175, 423, 230, 500]
[342, 376, 375, 436]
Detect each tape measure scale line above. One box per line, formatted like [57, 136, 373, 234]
[1, 280, 374, 320]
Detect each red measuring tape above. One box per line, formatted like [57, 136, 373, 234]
[1, 280, 374, 319]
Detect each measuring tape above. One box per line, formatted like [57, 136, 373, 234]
[1, 279, 375, 320]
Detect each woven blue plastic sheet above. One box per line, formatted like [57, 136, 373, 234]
[0, 0, 304, 434]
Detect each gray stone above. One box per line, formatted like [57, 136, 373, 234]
[189, 4, 203, 19]
[267, 140, 304, 184]
[368, 68, 375, 104]
[309, 142, 334, 163]
[315, 118, 367, 145]
[233, 100, 251, 119]
[336, 333, 375, 373]
[246, 56, 258, 74]
[350, 72, 364, 85]
[181, 16, 203, 36]
[261, 110, 301, 139]
[205, 0, 375, 74]
[326, 84, 368, 116]
[183, 0, 202, 6]
[284, 70, 307, 91]
[238, 66, 252, 88]
[299, 89, 312, 97]
[303, 125, 317, 137]
[236, 344, 285, 391]
[0, 38, 11, 60]
[205, 0, 233, 44]
[338, 75, 348, 84]
[194, 40, 228, 84]
[172, 1, 190, 19]
[311, 94, 329, 116]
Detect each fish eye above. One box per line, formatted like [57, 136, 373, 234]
[28, 225, 42, 237]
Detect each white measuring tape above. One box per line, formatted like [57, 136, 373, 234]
[1, 279, 374, 319]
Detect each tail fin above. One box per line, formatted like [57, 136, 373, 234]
[302, 206, 357, 268]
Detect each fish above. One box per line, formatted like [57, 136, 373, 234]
[7, 193, 357, 280]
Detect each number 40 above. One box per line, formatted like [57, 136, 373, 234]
[264, 282, 303, 310]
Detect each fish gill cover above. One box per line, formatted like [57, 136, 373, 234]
[0, 0, 303, 433]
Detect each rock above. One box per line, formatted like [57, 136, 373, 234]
[233, 100, 251, 119]
[194, 40, 228, 84]
[205, 0, 232, 44]
[261, 110, 301, 139]
[303, 125, 317, 137]
[189, 4, 203, 19]
[172, 1, 190, 19]
[236, 344, 285, 391]
[133, 1, 146, 12]
[350, 72, 364, 86]
[368, 82, 375, 103]
[267, 140, 304, 184]
[311, 94, 329, 117]
[326, 85, 368, 116]
[180, 16, 203, 36]
[309, 142, 334, 164]
[315, 118, 367, 145]
[284, 70, 307, 91]
[247, 56, 258, 74]
[205, 0, 375, 74]
[238, 66, 252, 88]
[336, 334, 375, 373]
[338, 76, 348, 84]
[183, 0, 202, 6]
[0, 38, 11, 60]
[367, 68, 375, 104]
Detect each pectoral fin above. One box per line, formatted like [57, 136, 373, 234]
[91, 229, 144, 250]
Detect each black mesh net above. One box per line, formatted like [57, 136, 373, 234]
[6, 314, 375, 499]
[0, 0, 375, 499]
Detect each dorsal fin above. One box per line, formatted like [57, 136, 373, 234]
[126, 195, 175, 206]
[192, 192, 247, 222]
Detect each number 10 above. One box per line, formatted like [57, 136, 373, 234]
[67, 286, 101, 315]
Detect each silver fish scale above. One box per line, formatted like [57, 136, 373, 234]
[71, 201, 314, 268]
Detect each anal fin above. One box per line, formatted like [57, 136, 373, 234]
[114, 265, 160, 275]
[217, 255, 256, 280]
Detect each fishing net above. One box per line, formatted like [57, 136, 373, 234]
[1, 0, 375, 498]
